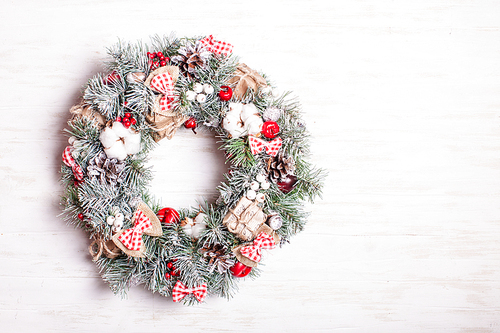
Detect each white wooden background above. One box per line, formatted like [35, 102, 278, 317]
[1, 0, 499, 332]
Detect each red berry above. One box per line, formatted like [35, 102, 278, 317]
[184, 117, 197, 134]
[147, 52, 153, 59]
[77, 213, 84, 220]
[157, 52, 163, 58]
[124, 101, 128, 106]
[152, 52, 157, 57]
[218, 86, 233, 101]
[160, 60, 166, 66]
[123, 120, 131, 128]
[172, 258, 178, 262]
[230, 262, 252, 277]
[115, 116, 121, 122]
[262, 121, 280, 139]
[167, 262, 173, 269]
[125, 112, 131, 118]
[165, 272, 171, 279]
[165, 57, 170, 62]
[130, 118, 137, 125]
[172, 270, 180, 276]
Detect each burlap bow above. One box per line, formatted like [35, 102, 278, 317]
[144, 66, 189, 142]
[226, 63, 267, 100]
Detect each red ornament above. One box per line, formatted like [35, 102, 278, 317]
[125, 112, 131, 118]
[130, 118, 137, 125]
[77, 213, 84, 220]
[103, 71, 120, 85]
[157, 207, 180, 224]
[218, 86, 233, 101]
[157, 52, 163, 58]
[230, 262, 252, 278]
[262, 121, 280, 139]
[184, 117, 197, 134]
[277, 175, 298, 194]
[165, 272, 171, 279]
[167, 262, 174, 269]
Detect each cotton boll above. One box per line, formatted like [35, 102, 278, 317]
[240, 103, 259, 122]
[99, 127, 120, 149]
[245, 115, 263, 136]
[111, 121, 130, 138]
[191, 213, 208, 238]
[124, 132, 141, 155]
[228, 102, 243, 114]
[222, 113, 245, 138]
[104, 142, 128, 161]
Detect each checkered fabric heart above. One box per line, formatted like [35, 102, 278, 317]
[62, 146, 84, 181]
[150, 73, 176, 111]
[249, 136, 282, 157]
[199, 35, 233, 56]
[118, 209, 152, 251]
[240, 232, 276, 263]
[172, 280, 208, 303]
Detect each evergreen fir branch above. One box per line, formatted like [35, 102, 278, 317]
[84, 73, 126, 120]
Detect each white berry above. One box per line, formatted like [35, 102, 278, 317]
[203, 84, 214, 94]
[196, 93, 207, 103]
[193, 83, 204, 93]
[250, 181, 260, 191]
[256, 174, 266, 183]
[106, 216, 116, 225]
[256, 193, 266, 203]
[260, 180, 270, 190]
[186, 90, 196, 101]
[246, 189, 257, 200]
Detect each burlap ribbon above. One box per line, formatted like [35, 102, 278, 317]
[89, 236, 122, 261]
[70, 102, 106, 127]
[226, 63, 267, 100]
[144, 66, 189, 142]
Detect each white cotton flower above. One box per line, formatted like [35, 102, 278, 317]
[99, 121, 141, 161]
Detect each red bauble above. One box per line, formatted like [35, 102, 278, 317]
[277, 175, 298, 194]
[218, 86, 233, 101]
[230, 262, 252, 278]
[157, 207, 180, 224]
[184, 117, 197, 134]
[262, 121, 280, 139]
[77, 213, 84, 220]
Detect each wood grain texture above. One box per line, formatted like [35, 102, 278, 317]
[0, 0, 499, 332]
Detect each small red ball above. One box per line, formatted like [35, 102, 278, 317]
[148, 52, 154, 59]
[165, 57, 170, 62]
[262, 121, 280, 139]
[230, 262, 252, 278]
[115, 116, 121, 122]
[218, 86, 233, 101]
[77, 213, 84, 220]
[165, 272, 171, 279]
[157, 52, 163, 58]
[160, 60, 166, 66]
[125, 112, 131, 118]
[167, 262, 173, 269]
[130, 118, 137, 125]
[277, 175, 298, 194]
[157, 207, 180, 224]
[123, 120, 131, 128]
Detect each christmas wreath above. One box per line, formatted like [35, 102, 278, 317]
[60, 34, 325, 305]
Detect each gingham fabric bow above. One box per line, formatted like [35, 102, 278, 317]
[199, 35, 233, 56]
[172, 280, 208, 303]
[62, 146, 84, 181]
[240, 232, 276, 263]
[249, 136, 282, 157]
[118, 209, 152, 251]
[150, 72, 175, 112]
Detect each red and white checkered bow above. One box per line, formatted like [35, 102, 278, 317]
[118, 209, 152, 251]
[62, 146, 84, 181]
[199, 35, 233, 56]
[240, 232, 276, 263]
[150, 72, 176, 112]
[249, 136, 282, 157]
[172, 280, 208, 303]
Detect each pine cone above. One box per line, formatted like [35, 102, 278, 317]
[87, 152, 126, 186]
[171, 41, 211, 80]
[200, 243, 235, 274]
[267, 152, 295, 183]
